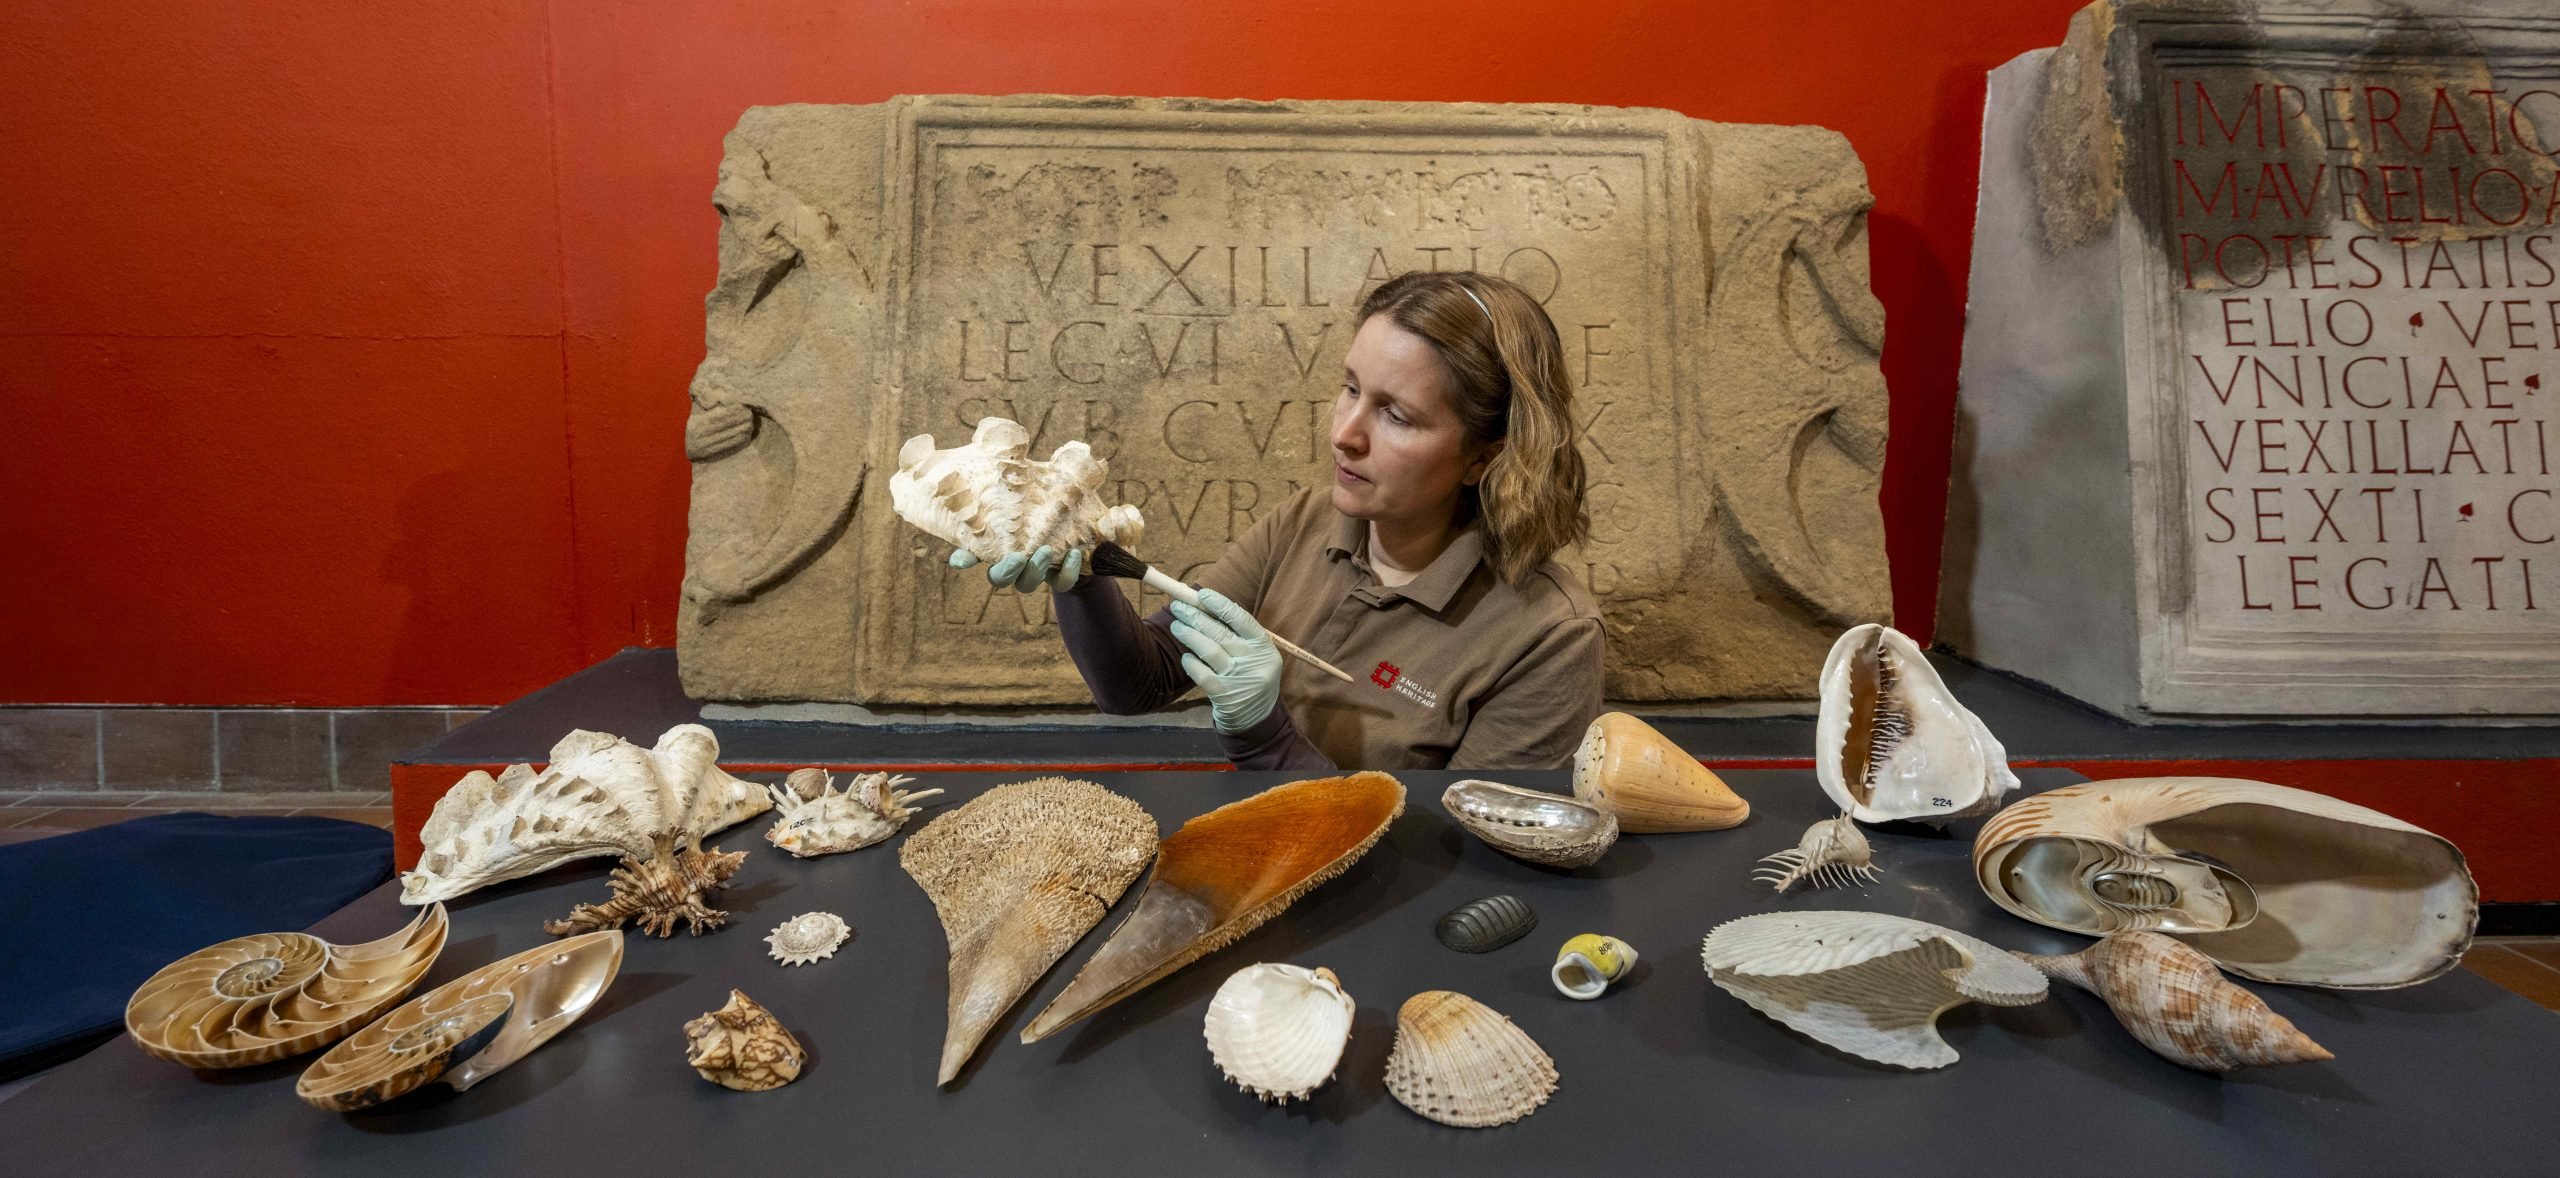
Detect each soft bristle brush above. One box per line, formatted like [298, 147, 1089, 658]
[1086, 541, 1355, 684]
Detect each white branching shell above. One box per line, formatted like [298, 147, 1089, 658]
[1383, 991, 1558, 1128]
[1752, 814, 1881, 893]
[1974, 778, 2477, 988]
[1202, 964, 1354, 1104]
[1700, 911, 2048, 1069]
[126, 905, 449, 1069]
[765, 771, 945, 858]
[400, 725, 775, 905]
[766, 912, 852, 966]
[1443, 779, 1618, 868]
[889, 416, 1145, 563]
[1815, 624, 2018, 824]
[2015, 932, 2333, 1072]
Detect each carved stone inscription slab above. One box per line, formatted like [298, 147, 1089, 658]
[680, 96, 1891, 706]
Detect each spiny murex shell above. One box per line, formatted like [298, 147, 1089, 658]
[1815, 623, 2017, 824]
[766, 911, 852, 966]
[2015, 932, 2333, 1072]
[899, 777, 1157, 1085]
[296, 930, 625, 1111]
[1202, 963, 1354, 1104]
[1973, 777, 2476, 989]
[1442, 779, 1617, 868]
[1383, 991, 1558, 1128]
[765, 769, 945, 858]
[1023, 772, 1406, 1043]
[401, 723, 776, 906]
[127, 904, 449, 1069]
[1570, 712, 1748, 833]
[1700, 911, 2048, 1069]
[685, 989, 806, 1092]
[1753, 814, 1881, 893]
[889, 416, 1145, 564]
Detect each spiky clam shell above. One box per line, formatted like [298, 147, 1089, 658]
[765, 771, 944, 858]
[297, 931, 625, 1111]
[1570, 713, 1747, 833]
[1202, 964, 1354, 1104]
[1442, 779, 1618, 868]
[1752, 814, 1881, 893]
[684, 989, 806, 1092]
[765, 912, 852, 966]
[2015, 932, 2332, 1072]
[1435, 895, 1539, 954]
[1700, 911, 2047, 1069]
[1815, 624, 2018, 824]
[1382, 991, 1558, 1128]
[888, 416, 1145, 564]
[127, 905, 449, 1069]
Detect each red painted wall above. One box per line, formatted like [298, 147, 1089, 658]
[0, 0, 2093, 707]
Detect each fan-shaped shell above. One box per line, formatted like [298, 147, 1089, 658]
[1570, 713, 1747, 833]
[1442, 779, 1618, 868]
[889, 416, 1145, 564]
[1700, 911, 2048, 1069]
[1815, 624, 2018, 824]
[1382, 991, 1558, 1128]
[297, 930, 625, 1111]
[900, 777, 1158, 1085]
[400, 724, 776, 905]
[1435, 895, 1538, 954]
[684, 989, 805, 1092]
[1973, 778, 2477, 988]
[1023, 772, 1405, 1043]
[765, 770, 944, 858]
[2015, 932, 2333, 1072]
[765, 912, 852, 966]
[1202, 963, 1355, 1104]
[127, 905, 449, 1069]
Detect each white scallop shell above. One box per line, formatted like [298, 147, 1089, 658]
[1700, 911, 2048, 1069]
[1815, 624, 2018, 824]
[765, 912, 852, 966]
[1201, 963, 1354, 1103]
[889, 416, 1144, 563]
[1382, 990, 1558, 1128]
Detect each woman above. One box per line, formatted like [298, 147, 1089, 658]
[957, 270, 1603, 770]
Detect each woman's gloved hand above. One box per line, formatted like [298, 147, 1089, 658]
[1169, 588, 1282, 733]
[949, 545, 1084, 593]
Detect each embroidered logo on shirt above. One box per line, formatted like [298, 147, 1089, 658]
[1370, 660, 1439, 710]
[1371, 661, 1400, 688]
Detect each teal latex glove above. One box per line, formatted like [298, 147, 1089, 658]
[1169, 588, 1282, 733]
[950, 545, 1084, 593]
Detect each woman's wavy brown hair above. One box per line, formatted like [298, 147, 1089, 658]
[1354, 270, 1590, 584]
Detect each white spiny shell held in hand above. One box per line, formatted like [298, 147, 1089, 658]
[889, 416, 1145, 564]
[1202, 964, 1355, 1104]
[400, 724, 776, 905]
[1700, 911, 2048, 1069]
[2014, 932, 2333, 1072]
[1974, 777, 2477, 988]
[765, 912, 853, 966]
[1382, 991, 1558, 1128]
[765, 769, 945, 858]
[1752, 814, 1881, 893]
[1815, 624, 2018, 824]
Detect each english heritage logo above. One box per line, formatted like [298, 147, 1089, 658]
[1370, 660, 1439, 710]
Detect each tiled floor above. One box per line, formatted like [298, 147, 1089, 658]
[2465, 938, 2560, 1010]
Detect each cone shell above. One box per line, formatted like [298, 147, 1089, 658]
[127, 905, 449, 1069]
[684, 989, 806, 1092]
[297, 930, 625, 1111]
[1442, 779, 1618, 868]
[2016, 932, 2333, 1072]
[1974, 778, 2477, 988]
[889, 416, 1145, 564]
[1570, 713, 1747, 833]
[1202, 964, 1354, 1104]
[1700, 911, 2048, 1069]
[899, 777, 1157, 1085]
[1815, 624, 2018, 824]
[1382, 991, 1558, 1128]
[1023, 772, 1406, 1042]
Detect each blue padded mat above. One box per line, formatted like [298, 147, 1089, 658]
[0, 812, 393, 1077]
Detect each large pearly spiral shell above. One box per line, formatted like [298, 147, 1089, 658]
[1700, 911, 2048, 1069]
[2015, 932, 2333, 1072]
[1382, 991, 1559, 1128]
[1973, 777, 2477, 988]
[297, 930, 625, 1111]
[1442, 779, 1618, 868]
[1815, 624, 2018, 824]
[1202, 963, 1355, 1104]
[889, 416, 1145, 564]
[1570, 713, 1748, 833]
[127, 905, 449, 1069]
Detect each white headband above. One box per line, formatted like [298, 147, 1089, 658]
[1459, 283, 1493, 324]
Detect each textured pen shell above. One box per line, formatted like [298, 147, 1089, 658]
[1700, 911, 2048, 1069]
[888, 415, 1145, 563]
[1022, 772, 1406, 1042]
[1442, 779, 1618, 868]
[127, 905, 449, 1069]
[1815, 624, 2018, 824]
[2015, 932, 2333, 1072]
[684, 989, 806, 1092]
[1383, 991, 1558, 1128]
[1570, 713, 1748, 833]
[1435, 895, 1539, 954]
[1973, 777, 2477, 988]
[296, 931, 625, 1111]
[1201, 963, 1355, 1104]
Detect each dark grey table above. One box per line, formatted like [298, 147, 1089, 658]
[10, 769, 2554, 1175]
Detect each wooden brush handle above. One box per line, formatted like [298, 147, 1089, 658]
[1141, 567, 1357, 684]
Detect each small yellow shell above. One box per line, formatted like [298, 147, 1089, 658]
[1551, 935, 1639, 1000]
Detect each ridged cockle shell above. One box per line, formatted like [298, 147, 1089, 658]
[1202, 963, 1354, 1104]
[1382, 991, 1558, 1127]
